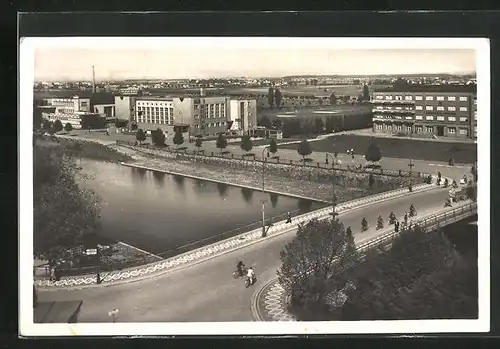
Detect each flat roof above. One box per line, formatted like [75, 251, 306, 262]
[374, 84, 477, 93]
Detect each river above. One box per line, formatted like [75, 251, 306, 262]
[80, 160, 326, 255]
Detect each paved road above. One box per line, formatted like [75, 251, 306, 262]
[38, 188, 449, 322]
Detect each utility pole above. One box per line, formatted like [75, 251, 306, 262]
[408, 122, 414, 192]
[92, 65, 96, 94]
[261, 145, 270, 237]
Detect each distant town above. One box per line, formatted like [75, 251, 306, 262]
[33, 72, 477, 142]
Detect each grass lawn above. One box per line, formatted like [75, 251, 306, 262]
[280, 134, 477, 163]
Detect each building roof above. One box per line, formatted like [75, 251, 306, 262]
[90, 92, 115, 105]
[374, 84, 477, 93]
[135, 96, 173, 101]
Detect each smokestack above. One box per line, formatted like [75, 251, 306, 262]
[92, 65, 96, 94]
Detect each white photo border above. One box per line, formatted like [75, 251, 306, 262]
[19, 37, 490, 336]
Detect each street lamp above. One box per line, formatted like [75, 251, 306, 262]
[325, 153, 338, 218]
[408, 122, 415, 192]
[261, 145, 271, 237]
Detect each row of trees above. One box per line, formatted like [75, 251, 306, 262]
[279, 216, 477, 320]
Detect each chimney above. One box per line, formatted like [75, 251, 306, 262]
[92, 65, 96, 94]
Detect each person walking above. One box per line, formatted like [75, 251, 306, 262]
[286, 212, 292, 224]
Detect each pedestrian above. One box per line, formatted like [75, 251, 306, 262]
[49, 266, 55, 281]
[286, 212, 292, 224]
[404, 212, 408, 226]
[395, 220, 400, 232]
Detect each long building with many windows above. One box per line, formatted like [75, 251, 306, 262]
[371, 85, 477, 139]
[132, 94, 257, 138]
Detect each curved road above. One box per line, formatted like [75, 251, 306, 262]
[38, 188, 449, 322]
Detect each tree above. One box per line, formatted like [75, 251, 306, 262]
[268, 87, 275, 108]
[269, 138, 278, 156]
[135, 129, 146, 145]
[297, 139, 312, 164]
[277, 218, 359, 312]
[362, 84, 370, 101]
[195, 136, 203, 152]
[173, 129, 184, 149]
[471, 164, 478, 183]
[216, 133, 227, 153]
[258, 116, 272, 129]
[329, 93, 337, 106]
[151, 128, 166, 147]
[364, 141, 382, 163]
[64, 123, 73, 133]
[42, 120, 52, 132]
[33, 143, 102, 267]
[240, 135, 253, 153]
[33, 103, 43, 131]
[275, 89, 282, 109]
[53, 119, 63, 133]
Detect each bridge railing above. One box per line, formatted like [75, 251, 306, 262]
[355, 202, 477, 254]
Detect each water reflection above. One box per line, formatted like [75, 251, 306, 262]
[152, 171, 165, 187]
[270, 193, 278, 208]
[217, 182, 229, 198]
[298, 199, 313, 213]
[80, 160, 325, 254]
[173, 175, 185, 189]
[241, 187, 254, 204]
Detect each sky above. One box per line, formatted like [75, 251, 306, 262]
[33, 42, 477, 81]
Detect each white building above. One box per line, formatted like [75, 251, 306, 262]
[229, 99, 257, 133]
[134, 97, 175, 135]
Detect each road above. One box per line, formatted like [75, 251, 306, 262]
[38, 188, 449, 322]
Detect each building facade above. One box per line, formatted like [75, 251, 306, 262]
[229, 99, 257, 133]
[371, 87, 476, 139]
[134, 97, 175, 135]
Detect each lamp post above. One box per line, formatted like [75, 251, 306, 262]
[408, 122, 415, 192]
[325, 153, 338, 218]
[261, 145, 270, 237]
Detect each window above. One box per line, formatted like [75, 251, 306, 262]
[448, 116, 456, 122]
[474, 99, 477, 105]
[425, 126, 433, 133]
[415, 96, 423, 100]
[404, 95, 413, 101]
[448, 127, 456, 134]
[448, 106, 456, 111]
[436, 96, 445, 101]
[395, 96, 402, 100]
[437, 116, 445, 121]
[376, 95, 383, 99]
[415, 105, 423, 110]
[474, 111, 477, 120]
[448, 96, 456, 101]
[459, 128, 468, 135]
[395, 124, 402, 131]
[405, 116, 413, 120]
[415, 126, 423, 133]
[437, 106, 445, 111]
[426, 106, 434, 111]
[460, 117, 468, 122]
[375, 123, 383, 130]
[459, 96, 468, 101]
[385, 95, 393, 100]
[426, 115, 434, 121]
[425, 96, 434, 101]
[460, 107, 468, 112]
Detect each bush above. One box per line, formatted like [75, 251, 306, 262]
[240, 135, 253, 153]
[173, 129, 184, 148]
[216, 133, 228, 153]
[53, 119, 63, 133]
[365, 141, 382, 163]
[64, 123, 73, 133]
[297, 139, 312, 163]
[151, 128, 166, 147]
[135, 129, 146, 144]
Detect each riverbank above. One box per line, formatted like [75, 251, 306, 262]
[115, 144, 420, 204]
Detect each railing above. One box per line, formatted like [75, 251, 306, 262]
[116, 140, 424, 179]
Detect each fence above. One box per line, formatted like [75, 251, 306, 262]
[115, 140, 424, 179]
